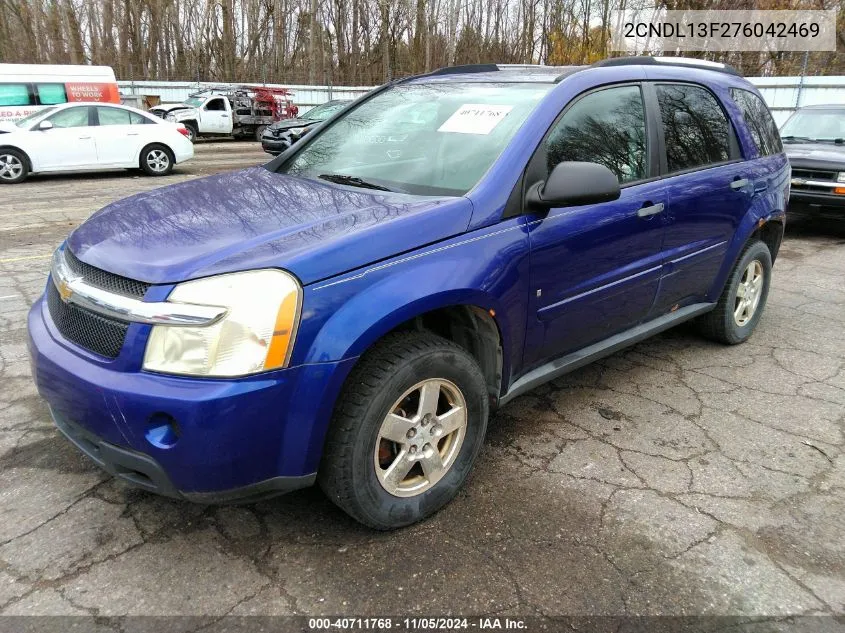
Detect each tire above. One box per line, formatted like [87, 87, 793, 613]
[696, 240, 772, 345]
[0, 148, 29, 184]
[139, 144, 175, 177]
[254, 125, 268, 142]
[183, 122, 198, 143]
[319, 331, 489, 530]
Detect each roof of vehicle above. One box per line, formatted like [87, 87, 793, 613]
[796, 104, 845, 110]
[405, 56, 744, 85]
[406, 64, 585, 84]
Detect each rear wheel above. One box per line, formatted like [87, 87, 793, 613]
[697, 240, 772, 344]
[0, 149, 28, 184]
[319, 332, 489, 530]
[140, 144, 174, 176]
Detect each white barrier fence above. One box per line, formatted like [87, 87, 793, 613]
[119, 74, 845, 125]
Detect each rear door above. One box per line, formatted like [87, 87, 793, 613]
[91, 106, 141, 166]
[649, 82, 752, 313]
[523, 84, 666, 369]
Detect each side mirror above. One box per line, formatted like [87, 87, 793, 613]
[37, 120, 54, 131]
[526, 161, 621, 210]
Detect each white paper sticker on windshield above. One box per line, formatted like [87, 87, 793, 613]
[437, 104, 514, 135]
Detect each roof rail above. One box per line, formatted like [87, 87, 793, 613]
[426, 63, 500, 76]
[591, 56, 741, 77]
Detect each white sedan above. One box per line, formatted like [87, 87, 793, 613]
[0, 102, 194, 184]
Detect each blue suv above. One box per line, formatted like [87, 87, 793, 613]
[28, 57, 788, 529]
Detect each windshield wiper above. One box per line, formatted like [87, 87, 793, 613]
[318, 173, 393, 192]
[781, 135, 812, 143]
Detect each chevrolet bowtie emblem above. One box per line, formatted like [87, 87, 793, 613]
[57, 278, 73, 303]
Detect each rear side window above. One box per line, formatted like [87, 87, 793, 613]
[730, 88, 782, 156]
[0, 83, 31, 106]
[36, 83, 67, 105]
[656, 84, 734, 173]
[545, 85, 648, 184]
[97, 106, 131, 126]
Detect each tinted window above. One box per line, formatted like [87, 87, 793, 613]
[97, 106, 131, 125]
[0, 83, 31, 106]
[205, 98, 226, 111]
[656, 84, 733, 173]
[48, 107, 90, 128]
[36, 83, 67, 105]
[730, 89, 782, 156]
[545, 85, 647, 184]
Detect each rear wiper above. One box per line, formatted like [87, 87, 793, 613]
[318, 173, 393, 192]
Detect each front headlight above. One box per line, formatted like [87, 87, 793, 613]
[165, 113, 176, 122]
[837, 172, 845, 183]
[289, 127, 306, 135]
[143, 269, 302, 377]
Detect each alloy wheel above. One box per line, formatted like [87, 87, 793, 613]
[374, 378, 467, 497]
[733, 259, 764, 326]
[146, 149, 170, 173]
[0, 154, 23, 181]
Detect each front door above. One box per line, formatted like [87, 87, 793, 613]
[201, 97, 231, 134]
[33, 106, 98, 171]
[523, 84, 666, 369]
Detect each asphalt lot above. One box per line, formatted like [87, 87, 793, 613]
[0, 141, 843, 625]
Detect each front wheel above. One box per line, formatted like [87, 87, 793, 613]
[0, 149, 29, 184]
[319, 332, 489, 530]
[697, 240, 772, 344]
[254, 125, 268, 142]
[140, 144, 174, 176]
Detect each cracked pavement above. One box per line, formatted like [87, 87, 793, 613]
[0, 142, 844, 622]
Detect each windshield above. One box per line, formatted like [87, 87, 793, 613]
[184, 96, 206, 108]
[281, 82, 552, 195]
[781, 109, 845, 141]
[303, 102, 348, 121]
[16, 107, 57, 128]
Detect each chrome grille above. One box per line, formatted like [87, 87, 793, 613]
[46, 249, 149, 359]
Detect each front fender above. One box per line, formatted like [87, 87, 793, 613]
[292, 217, 533, 390]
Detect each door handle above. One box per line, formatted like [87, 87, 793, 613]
[637, 202, 664, 218]
[730, 178, 749, 190]
[78, 135, 91, 139]
[127, 131, 139, 136]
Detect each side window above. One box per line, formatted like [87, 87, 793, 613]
[730, 88, 782, 156]
[47, 107, 90, 128]
[656, 84, 734, 173]
[0, 83, 32, 106]
[36, 83, 67, 105]
[96, 107, 131, 126]
[545, 85, 648, 184]
[129, 111, 152, 125]
[205, 98, 226, 111]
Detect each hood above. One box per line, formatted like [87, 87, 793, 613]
[67, 167, 472, 286]
[268, 117, 315, 131]
[784, 142, 845, 170]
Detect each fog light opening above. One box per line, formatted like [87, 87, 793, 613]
[144, 413, 181, 449]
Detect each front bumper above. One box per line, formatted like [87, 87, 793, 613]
[788, 190, 845, 218]
[261, 136, 290, 155]
[28, 293, 356, 500]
